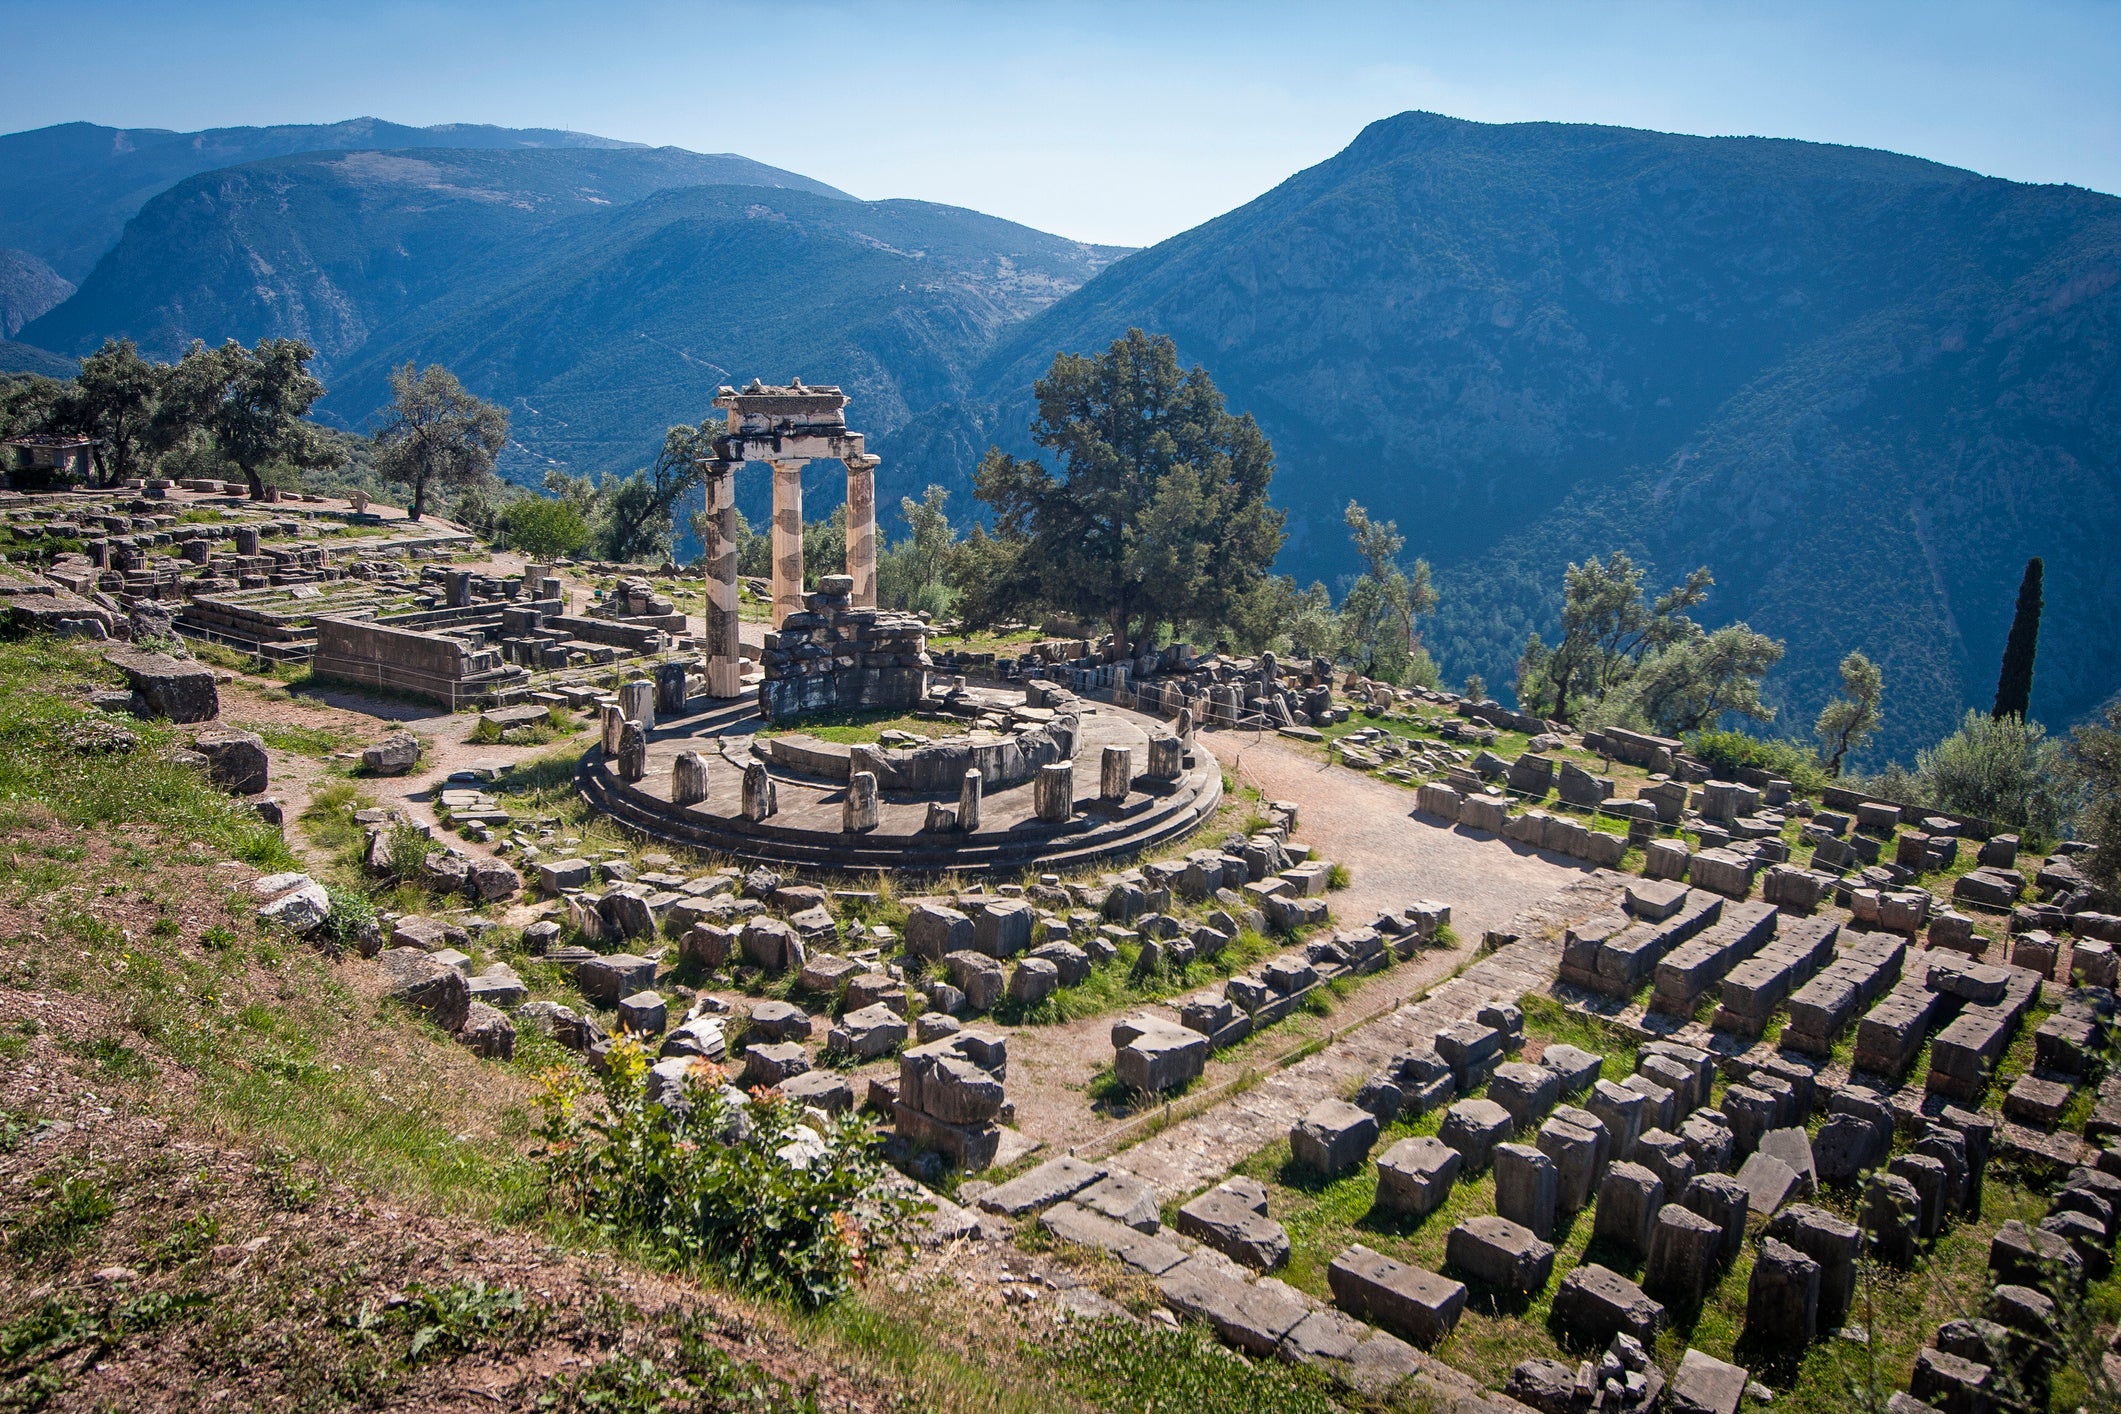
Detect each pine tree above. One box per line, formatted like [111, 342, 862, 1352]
[1992, 556, 2044, 720]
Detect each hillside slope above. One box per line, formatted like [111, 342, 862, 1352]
[0, 248, 74, 337]
[0, 117, 847, 281]
[23, 146, 843, 368]
[905, 112, 2121, 761]
[324, 184, 1128, 502]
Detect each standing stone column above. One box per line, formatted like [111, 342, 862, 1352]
[700, 461, 743, 698]
[655, 661, 687, 718]
[671, 750, 710, 807]
[845, 770, 880, 833]
[618, 677, 656, 732]
[1100, 745, 1133, 804]
[600, 703, 627, 755]
[616, 721, 647, 783]
[770, 459, 805, 627]
[843, 454, 878, 608]
[958, 768, 983, 833]
[742, 762, 778, 821]
[1035, 762, 1074, 823]
[1146, 734, 1184, 780]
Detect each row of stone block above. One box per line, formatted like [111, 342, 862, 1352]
[1649, 900, 1778, 1016]
[1558, 884, 1724, 998]
[1779, 932, 1906, 1056]
[1708, 916, 1840, 1035]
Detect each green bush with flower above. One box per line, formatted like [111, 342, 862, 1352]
[537, 1039, 923, 1307]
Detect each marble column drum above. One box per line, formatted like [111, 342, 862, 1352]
[771, 459, 805, 627]
[701, 462, 743, 698]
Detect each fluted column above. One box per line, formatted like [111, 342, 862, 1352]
[844, 453, 878, 608]
[701, 460, 742, 697]
[770, 459, 805, 627]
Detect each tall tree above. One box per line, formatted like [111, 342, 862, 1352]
[1815, 651, 1885, 775]
[2068, 704, 2121, 898]
[595, 421, 710, 562]
[1992, 556, 2044, 720]
[373, 363, 509, 522]
[1623, 622, 1785, 735]
[1339, 500, 1438, 684]
[187, 338, 329, 500]
[1515, 551, 1713, 722]
[64, 339, 161, 486]
[973, 329, 1284, 658]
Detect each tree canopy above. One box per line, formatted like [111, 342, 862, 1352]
[1514, 552, 1714, 723]
[972, 330, 1284, 657]
[372, 363, 509, 522]
[1339, 500, 1438, 686]
[1816, 651, 1885, 775]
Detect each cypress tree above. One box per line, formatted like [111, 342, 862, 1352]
[1992, 556, 2043, 720]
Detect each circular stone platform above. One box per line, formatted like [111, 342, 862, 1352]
[576, 687, 1223, 873]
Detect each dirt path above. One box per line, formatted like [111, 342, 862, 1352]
[994, 728, 1599, 1157]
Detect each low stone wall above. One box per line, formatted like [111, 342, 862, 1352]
[759, 713, 1079, 792]
[312, 616, 521, 706]
[757, 580, 928, 721]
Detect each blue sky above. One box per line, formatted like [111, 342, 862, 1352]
[4, 0, 2117, 247]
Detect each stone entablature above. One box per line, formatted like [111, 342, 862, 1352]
[694, 379, 881, 699]
[756, 575, 929, 721]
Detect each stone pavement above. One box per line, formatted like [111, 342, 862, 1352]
[1110, 871, 1627, 1197]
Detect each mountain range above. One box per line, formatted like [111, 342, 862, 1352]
[6, 112, 2116, 761]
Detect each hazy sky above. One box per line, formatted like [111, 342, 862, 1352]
[5, 0, 2118, 247]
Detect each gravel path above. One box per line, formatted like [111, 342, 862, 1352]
[1203, 728, 1593, 942]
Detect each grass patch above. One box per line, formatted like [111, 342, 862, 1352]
[230, 716, 360, 757]
[757, 708, 968, 745]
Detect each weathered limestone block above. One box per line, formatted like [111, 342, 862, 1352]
[1115, 1017, 1208, 1093]
[1489, 1061, 1561, 1128]
[828, 1003, 907, 1058]
[1146, 734, 1184, 780]
[1645, 838, 1692, 881]
[1328, 1245, 1467, 1346]
[905, 903, 974, 960]
[576, 953, 657, 1006]
[1099, 744, 1133, 803]
[944, 951, 1006, 1012]
[1374, 1136, 1462, 1219]
[958, 767, 983, 831]
[1292, 1099, 1380, 1178]
[1683, 1173, 1752, 1262]
[1551, 1263, 1664, 1346]
[1645, 1204, 1723, 1305]
[739, 918, 805, 975]
[1989, 1219, 2083, 1295]
[362, 732, 420, 776]
[1438, 1098, 1515, 1171]
[1175, 1179, 1290, 1272]
[1495, 1142, 1559, 1239]
[1767, 1204, 1861, 1328]
[1445, 1215, 1554, 1294]
[1668, 1349, 1750, 1414]
[1865, 1172, 1922, 1268]
[379, 949, 471, 1031]
[975, 898, 1035, 957]
[1744, 1237, 1820, 1346]
[1588, 1080, 1648, 1161]
[1537, 1118, 1603, 1213]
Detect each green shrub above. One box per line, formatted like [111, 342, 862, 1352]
[537, 1041, 923, 1307]
[1684, 729, 1827, 793]
[1917, 709, 2079, 844]
[321, 886, 378, 949]
[384, 822, 438, 878]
